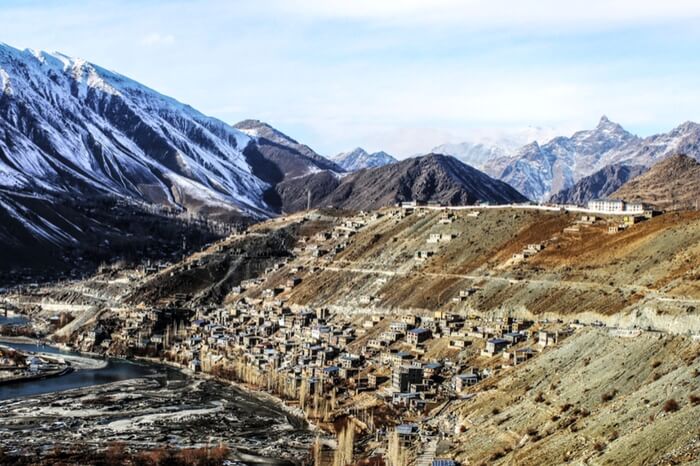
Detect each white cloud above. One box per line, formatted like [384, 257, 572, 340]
[276, 0, 700, 30]
[1, 0, 699, 157]
[141, 33, 176, 47]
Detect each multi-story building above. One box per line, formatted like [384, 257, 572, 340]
[392, 365, 424, 392]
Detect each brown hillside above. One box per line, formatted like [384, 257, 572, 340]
[612, 154, 700, 211]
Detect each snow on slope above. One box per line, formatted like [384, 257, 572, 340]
[234, 119, 344, 179]
[0, 43, 272, 223]
[495, 117, 641, 200]
[430, 140, 518, 173]
[492, 116, 700, 201]
[331, 147, 397, 171]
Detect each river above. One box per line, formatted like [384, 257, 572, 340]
[0, 339, 183, 401]
[0, 314, 29, 326]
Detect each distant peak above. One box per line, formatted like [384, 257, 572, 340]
[595, 115, 626, 131]
[674, 120, 700, 132]
[596, 115, 616, 128]
[332, 147, 396, 171]
[234, 119, 270, 130]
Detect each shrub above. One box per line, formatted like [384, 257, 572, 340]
[608, 430, 619, 441]
[593, 441, 606, 452]
[651, 360, 662, 368]
[492, 407, 501, 415]
[534, 392, 545, 403]
[560, 403, 573, 413]
[601, 390, 617, 402]
[663, 399, 680, 413]
[689, 394, 700, 406]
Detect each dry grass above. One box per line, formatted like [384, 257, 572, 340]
[663, 399, 680, 412]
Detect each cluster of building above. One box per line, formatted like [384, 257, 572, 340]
[89, 208, 583, 422]
[52, 204, 601, 464]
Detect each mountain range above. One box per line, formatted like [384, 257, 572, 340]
[430, 140, 521, 172]
[433, 117, 700, 201]
[0, 44, 524, 273]
[3, 41, 700, 277]
[503, 118, 700, 200]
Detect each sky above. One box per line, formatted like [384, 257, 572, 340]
[2, 0, 700, 157]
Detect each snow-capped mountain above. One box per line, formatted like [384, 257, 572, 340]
[430, 141, 518, 174]
[0, 43, 272, 220]
[234, 119, 344, 180]
[495, 116, 641, 200]
[598, 121, 700, 168]
[493, 117, 700, 201]
[332, 147, 397, 171]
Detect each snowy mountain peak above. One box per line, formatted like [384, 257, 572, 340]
[498, 115, 700, 201]
[592, 115, 631, 138]
[671, 120, 700, 135]
[497, 118, 641, 201]
[332, 147, 397, 171]
[597, 115, 612, 127]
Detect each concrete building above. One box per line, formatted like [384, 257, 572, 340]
[392, 365, 423, 392]
[407, 328, 432, 346]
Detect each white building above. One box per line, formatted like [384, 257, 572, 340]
[587, 199, 649, 214]
[587, 199, 625, 213]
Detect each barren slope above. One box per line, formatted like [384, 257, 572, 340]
[612, 154, 700, 211]
[443, 329, 700, 466]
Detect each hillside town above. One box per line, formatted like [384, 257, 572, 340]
[3, 199, 688, 465]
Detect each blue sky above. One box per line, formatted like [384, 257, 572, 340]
[2, 0, 700, 157]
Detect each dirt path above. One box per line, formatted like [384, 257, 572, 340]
[320, 262, 700, 305]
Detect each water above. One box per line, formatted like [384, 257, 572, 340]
[0, 314, 29, 326]
[0, 340, 183, 401]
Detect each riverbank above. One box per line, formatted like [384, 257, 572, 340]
[0, 366, 73, 385]
[0, 365, 316, 464]
[0, 335, 40, 345]
[134, 355, 317, 433]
